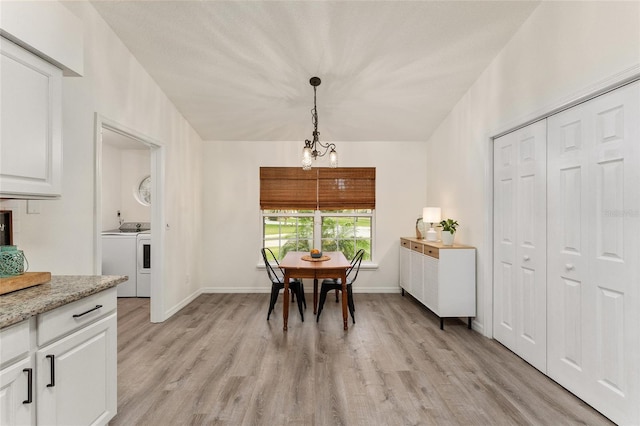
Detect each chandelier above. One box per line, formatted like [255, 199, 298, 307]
[302, 77, 338, 170]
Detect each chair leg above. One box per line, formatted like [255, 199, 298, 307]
[316, 287, 329, 322]
[335, 289, 339, 303]
[347, 286, 355, 324]
[300, 283, 307, 309]
[295, 285, 305, 322]
[267, 286, 279, 320]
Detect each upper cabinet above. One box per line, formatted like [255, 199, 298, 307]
[0, 38, 62, 198]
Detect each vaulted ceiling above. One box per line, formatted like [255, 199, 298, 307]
[90, 1, 539, 142]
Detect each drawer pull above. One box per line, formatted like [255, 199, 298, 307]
[46, 355, 55, 387]
[72, 304, 103, 318]
[22, 368, 33, 404]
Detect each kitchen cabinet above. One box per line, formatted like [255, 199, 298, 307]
[0, 37, 62, 198]
[36, 288, 117, 426]
[0, 288, 117, 426]
[400, 238, 476, 329]
[0, 320, 35, 426]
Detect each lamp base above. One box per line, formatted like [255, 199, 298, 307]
[426, 228, 437, 241]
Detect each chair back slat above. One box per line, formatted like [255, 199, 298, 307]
[346, 249, 365, 284]
[261, 248, 283, 284]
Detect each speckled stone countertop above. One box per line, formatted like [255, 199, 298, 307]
[0, 275, 127, 329]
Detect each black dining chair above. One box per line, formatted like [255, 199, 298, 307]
[261, 248, 306, 321]
[316, 249, 365, 324]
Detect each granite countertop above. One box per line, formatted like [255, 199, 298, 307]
[0, 275, 127, 329]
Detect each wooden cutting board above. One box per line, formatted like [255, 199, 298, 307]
[0, 272, 51, 295]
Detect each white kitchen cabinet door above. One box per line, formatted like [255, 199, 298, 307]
[0, 37, 62, 198]
[36, 313, 117, 426]
[0, 358, 34, 426]
[547, 81, 640, 425]
[493, 119, 547, 372]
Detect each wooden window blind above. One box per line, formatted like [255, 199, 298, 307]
[260, 167, 375, 210]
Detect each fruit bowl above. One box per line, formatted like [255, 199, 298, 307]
[310, 250, 322, 258]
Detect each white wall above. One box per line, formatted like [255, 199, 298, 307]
[120, 150, 151, 224]
[201, 140, 428, 293]
[0, 1, 204, 320]
[425, 1, 640, 336]
[101, 145, 151, 231]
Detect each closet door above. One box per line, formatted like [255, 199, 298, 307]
[493, 120, 547, 372]
[547, 81, 640, 425]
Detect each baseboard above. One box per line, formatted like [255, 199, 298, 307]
[163, 289, 203, 319]
[198, 286, 403, 294]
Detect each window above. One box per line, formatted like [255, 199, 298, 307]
[260, 167, 375, 261]
[262, 209, 373, 261]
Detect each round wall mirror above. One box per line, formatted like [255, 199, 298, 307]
[136, 175, 151, 206]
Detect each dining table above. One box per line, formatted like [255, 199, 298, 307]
[279, 251, 351, 331]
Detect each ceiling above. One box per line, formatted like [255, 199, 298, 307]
[90, 1, 539, 142]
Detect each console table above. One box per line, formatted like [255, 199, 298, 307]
[399, 237, 476, 329]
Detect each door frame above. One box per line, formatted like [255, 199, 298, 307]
[484, 66, 640, 338]
[93, 113, 166, 323]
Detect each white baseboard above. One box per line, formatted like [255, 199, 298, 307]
[198, 286, 402, 294]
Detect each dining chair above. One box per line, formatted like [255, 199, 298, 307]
[261, 248, 306, 322]
[316, 249, 365, 324]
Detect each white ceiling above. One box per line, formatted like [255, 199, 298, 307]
[90, 1, 540, 142]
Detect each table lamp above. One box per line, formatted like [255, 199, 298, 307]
[423, 207, 441, 241]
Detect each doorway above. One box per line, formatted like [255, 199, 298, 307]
[94, 114, 165, 323]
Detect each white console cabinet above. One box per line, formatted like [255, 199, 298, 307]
[0, 288, 117, 426]
[400, 238, 476, 329]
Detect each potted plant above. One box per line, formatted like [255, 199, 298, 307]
[438, 218, 459, 246]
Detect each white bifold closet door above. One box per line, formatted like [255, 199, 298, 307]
[547, 81, 640, 425]
[493, 119, 547, 372]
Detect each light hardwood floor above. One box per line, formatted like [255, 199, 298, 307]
[112, 293, 612, 426]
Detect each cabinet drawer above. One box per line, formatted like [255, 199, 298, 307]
[37, 288, 116, 347]
[400, 239, 411, 249]
[423, 245, 439, 259]
[0, 319, 31, 367]
[410, 242, 423, 253]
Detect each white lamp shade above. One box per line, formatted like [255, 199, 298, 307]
[423, 207, 441, 224]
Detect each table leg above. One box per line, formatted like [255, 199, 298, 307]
[313, 278, 318, 314]
[341, 269, 348, 330]
[283, 270, 290, 331]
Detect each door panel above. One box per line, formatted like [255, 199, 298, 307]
[493, 119, 546, 371]
[547, 81, 640, 425]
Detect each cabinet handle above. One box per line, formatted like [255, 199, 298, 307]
[523, 255, 530, 261]
[72, 304, 103, 318]
[22, 368, 33, 404]
[565, 263, 575, 271]
[46, 354, 55, 387]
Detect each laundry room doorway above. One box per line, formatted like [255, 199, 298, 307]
[94, 114, 165, 323]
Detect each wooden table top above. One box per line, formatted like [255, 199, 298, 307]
[279, 251, 350, 270]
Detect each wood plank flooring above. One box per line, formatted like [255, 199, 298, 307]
[112, 293, 612, 426]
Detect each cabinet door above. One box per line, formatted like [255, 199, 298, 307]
[0, 358, 34, 426]
[409, 249, 424, 302]
[36, 314, 117, 426]
[422, 254, 438, 313]
[0, 37, 62, 198]
[547, 81, 640, 425]
[399, 245, 411, 290]
[493, 119, 547, 372]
